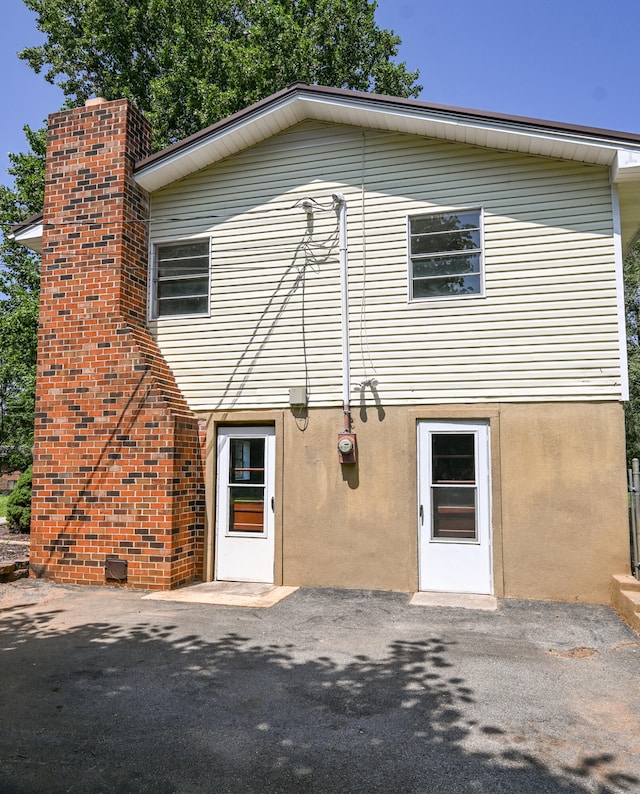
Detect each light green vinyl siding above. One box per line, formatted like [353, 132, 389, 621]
[148, 121, 621, 410]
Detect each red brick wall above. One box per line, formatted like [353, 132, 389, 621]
[0, 471, 22, 495]
[32, 98, 205, 589]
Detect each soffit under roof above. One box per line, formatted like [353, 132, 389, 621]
[134, 84, 640, 194]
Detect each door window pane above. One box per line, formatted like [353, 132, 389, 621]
[228, 437, 266, 533]
[230, 438, 265, 484]
[228, 486, 265, 533]
[431, 433, 477, 540]
[432, 434, 475, 482]
[431, 486, 476, 539]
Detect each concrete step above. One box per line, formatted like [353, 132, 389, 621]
[611, 574, 640, 634]
[612, 573, 640, 592]
[0, 561, 15, 577]
[0, 560, 29, 583]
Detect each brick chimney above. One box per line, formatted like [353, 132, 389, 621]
[32, 98, 205, 589]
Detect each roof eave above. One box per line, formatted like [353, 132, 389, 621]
[9, 219, 43, 253]
[134, 83, 640, 194]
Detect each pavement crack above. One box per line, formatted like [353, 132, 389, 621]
[548, 646, 597, 659]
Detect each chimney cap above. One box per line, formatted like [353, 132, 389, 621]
[85, 97, 108, 107]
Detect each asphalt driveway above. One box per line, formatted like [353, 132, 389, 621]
[0, 581, 639, 793]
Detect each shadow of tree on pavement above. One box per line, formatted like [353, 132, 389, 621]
[0, 606, 637, 793]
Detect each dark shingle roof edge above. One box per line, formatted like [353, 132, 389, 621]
[12, 82, 640, 235]
[9, 211, 44, 237]
[134, 82, 640, 174]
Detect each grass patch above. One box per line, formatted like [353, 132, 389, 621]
[0, 495, 8, 518]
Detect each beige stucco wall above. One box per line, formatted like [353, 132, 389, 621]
[498, 402, 629, 603]
[200, 401, 629, 604]
[281, 406, 417, 592]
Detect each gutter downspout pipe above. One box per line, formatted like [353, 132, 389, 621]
[333, 192, 351, 431]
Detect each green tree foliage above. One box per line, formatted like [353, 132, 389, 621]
[0, 126, 45, 471]
[20, 0, 421, 150]
[1, 0, 420, 469]
[625, 240, 640, 463]
[6, 464, 33, 533]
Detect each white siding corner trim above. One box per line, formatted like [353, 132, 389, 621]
[611, 183, 630, 401]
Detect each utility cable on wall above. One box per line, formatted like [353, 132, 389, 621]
[291, 197, 340, 430]
[35, 197, 338, 230]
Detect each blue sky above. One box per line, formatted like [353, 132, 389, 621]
[2, 0, 639, 186]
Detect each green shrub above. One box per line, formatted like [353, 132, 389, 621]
[6, 466, 32, 534]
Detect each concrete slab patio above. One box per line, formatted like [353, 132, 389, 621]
[143, 581, 298, 608]
[410, 592, 498, 610]
[0, 581, 639, 793]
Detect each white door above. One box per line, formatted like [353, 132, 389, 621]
[418, 420, 492, 594]
[215, 426, 275, 583]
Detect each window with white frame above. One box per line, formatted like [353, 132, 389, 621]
[409, 209, 483, 300]
[152, 240, 210, 317]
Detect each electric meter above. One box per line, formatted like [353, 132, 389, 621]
[337, 432, 357, 464]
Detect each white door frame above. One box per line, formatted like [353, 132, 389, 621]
[215, 426, 275, 583]
[418, 420, 492, 594]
